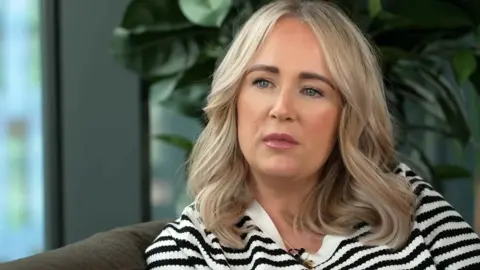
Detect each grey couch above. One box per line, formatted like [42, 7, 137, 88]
[0, 221, 167, 270]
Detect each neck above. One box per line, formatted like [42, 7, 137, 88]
[248, 172, 318, 222]
[248, 172, 324, 253]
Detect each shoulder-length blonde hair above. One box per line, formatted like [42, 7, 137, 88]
[187, 0, 416, 250]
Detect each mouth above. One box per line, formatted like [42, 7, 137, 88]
[263, 133, 299, 149]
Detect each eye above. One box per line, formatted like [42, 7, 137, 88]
[301, 87, 323, 97]
[253, 79, 272, 89]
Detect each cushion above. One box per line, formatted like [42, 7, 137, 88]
[0, 220, 167, 270]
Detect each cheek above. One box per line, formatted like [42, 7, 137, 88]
[236, 90, 264, 146]
[237, 87, 268, 126]
[306, 106, 341, 145]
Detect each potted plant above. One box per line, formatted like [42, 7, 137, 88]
[112, 0, 480, 230]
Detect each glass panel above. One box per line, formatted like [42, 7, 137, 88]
[150, 106, 201, 220]
[0, 0, 44, 261]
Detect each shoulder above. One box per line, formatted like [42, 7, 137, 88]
[145, 203, 204, 258]
[393, 162, 450, 212]
[393, 162, 433, 197]
[151, 203, 205, 242]
[394, 163, 477, 235]
[393, 165, 480, 267]
[145, 203, 213, 269]
[392, 163, 457, 231]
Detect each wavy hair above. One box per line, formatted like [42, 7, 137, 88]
[187, 0, 416, 250]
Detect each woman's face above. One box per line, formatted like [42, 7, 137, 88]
[237, 17, 342, 183]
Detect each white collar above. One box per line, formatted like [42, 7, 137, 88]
[245, 200, 287, 249]
[244, 200, 348, 263]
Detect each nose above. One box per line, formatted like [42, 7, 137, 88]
[269, 89, 296, 121]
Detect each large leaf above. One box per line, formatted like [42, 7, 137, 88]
[179, 0, 233, 27]
[418, 68, 471, 146]
[249, 0, 274, 10]
[454, 0, 480, 26]
[398, 139, 435, 186]
[469, 56, 480, 96]
[452, 50, 477, 84]
[112, 0, 212, 77]
[389, 61, 472, 146]
[405, 124, 455, 139]
[149, 59, 214, 124]
[155, 63, 211, 125]
[391, 85, 444, 121]
[373, 28, 454, 53]
[155, 133, 194, 153]
[379, 46, 418, 63]
[422, 33, 477, 57]
[176, 58, 216, 88]
[149, 72, 183, 105]
[368, 0, 382, 18]
[389, 67, 445, 121]
[121, 0, 191, 30]
[112, 28, 200, 77]
[381, 0, 473, 29]
[217, 0, 257, 44]
[159, 82, 210, 125]
[380, 46, 415, 59]
[433, 164, 471, 181]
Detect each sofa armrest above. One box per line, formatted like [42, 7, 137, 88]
[0, 220, 168, 270]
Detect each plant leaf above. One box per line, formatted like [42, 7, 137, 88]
[111, 0, 218, 78]
[149, 73, 183, 105]
[418, 68, 471, 146]
[155, 134, 194, 153]
[250, 0, 274, 10]
[155, 59, 214, 124]
[389, 69, 445, 121]
[381, 0, 472, 29]
[112, 28, 200, 78]
[405, 124, 455, 138]
[379, 46, 418, 63]
[433, 164, 471, 181]
[368, 0, 382, 18]
[176, 58, 216, 88]
[121, 0, 191, 30]
[468, 56, 480, 96]
[453, 0, 480, 26]
[151, 38, 200, 76]
[393, 86, 444, 121]
[422, 33, 477, 57]
[452, 50, 477, 84]
[179, 0, 233, 27]
[159, 82, 210, 125]
[398, 139, 435, 186]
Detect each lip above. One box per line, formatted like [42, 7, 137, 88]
[263, 133, 298, 149]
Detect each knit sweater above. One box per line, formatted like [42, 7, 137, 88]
[145, 164, 480, 269]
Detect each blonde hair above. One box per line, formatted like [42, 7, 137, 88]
[187, 0, 416, 249]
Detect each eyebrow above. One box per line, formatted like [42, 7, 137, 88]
[246, 64, 336, 90]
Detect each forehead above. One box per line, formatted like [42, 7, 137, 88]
[250, 17, 328, 73]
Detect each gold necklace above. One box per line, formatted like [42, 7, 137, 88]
[282, 238, 315, 269]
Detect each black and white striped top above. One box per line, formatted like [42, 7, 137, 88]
[145, 164, 480, 269]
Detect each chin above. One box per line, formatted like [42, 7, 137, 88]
[259, 157, 300, 178]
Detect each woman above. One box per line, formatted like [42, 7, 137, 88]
[145, 0, 480, 269]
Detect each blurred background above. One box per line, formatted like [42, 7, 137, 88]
[0, 0, 479, 262]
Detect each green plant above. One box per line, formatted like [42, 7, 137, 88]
[112, 0, 480, 190]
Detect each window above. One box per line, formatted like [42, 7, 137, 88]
[149, 106, 201, 220]
[0, 0, 44, 261]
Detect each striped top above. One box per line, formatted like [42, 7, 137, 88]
[145, 164, 480, 269]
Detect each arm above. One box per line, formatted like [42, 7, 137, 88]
[412, 177, 480, 270]
[145, 223, 209, 270]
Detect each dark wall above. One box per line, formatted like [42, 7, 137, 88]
[43, 0, 149, 248]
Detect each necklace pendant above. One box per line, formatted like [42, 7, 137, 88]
[303, 259, 314, 269]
